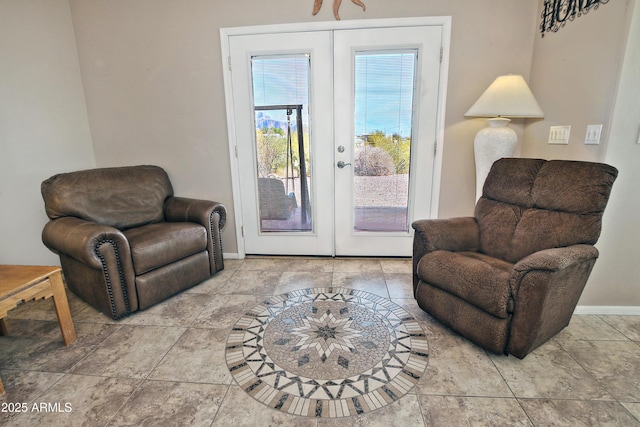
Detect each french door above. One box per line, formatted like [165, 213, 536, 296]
[223, 19, 448, 257]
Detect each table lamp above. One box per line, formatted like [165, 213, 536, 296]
[465, 74, 544, 200]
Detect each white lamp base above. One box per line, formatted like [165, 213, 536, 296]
[474, 117, 517, 200]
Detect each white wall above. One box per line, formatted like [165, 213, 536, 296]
[522, 0, 640, 308]
[583, 0, 640, 308]
[524, 0, 630, 162]
[0, 0, 96, 265]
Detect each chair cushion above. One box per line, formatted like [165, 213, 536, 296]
[476, 158, 618, 263]
[124, 222, 207, 275]
[416, 250, 514, 318]
[41, 165, 173, 230]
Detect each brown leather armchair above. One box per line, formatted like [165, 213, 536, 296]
[41, 165, 226, 319]
[412, 158, 617, 358]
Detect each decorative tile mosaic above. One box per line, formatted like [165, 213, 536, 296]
[225, 287, 429, 418]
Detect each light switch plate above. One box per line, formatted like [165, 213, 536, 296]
[585, 124, 602, 145]
[549, 125, 571, 144]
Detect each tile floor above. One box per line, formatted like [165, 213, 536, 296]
[0, 256, 639, 426]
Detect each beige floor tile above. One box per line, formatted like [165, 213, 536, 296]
[519, 398, 640, 426]
[601, 315, 640, 341]
[68, 301, 120, 324]
[109, 380, 227, 427]
[222, 258, 244, 270]
[554, 314, 629, 341]
[125, 292, 213, 327]
[70, 325, 185, 379]
[0, 319, 96, 373]
[239, 257, 296, 271]
[622, 402, 640, 423]
[191, 293, 266, 329]
[219, 270, 282, 295]
[380, 258, 412, 274]
[560, 340, 640, 402]
[3, 374, 140, 427]
[286, 258, 335, 273]
[332, 272, 389, 298]
[149, 328, 232, 384]
[185, 268, 236, 294]
[491, 340, 613, 400]
[275, 271, 334, 294]
[415, 330, 513, 397]
[333, 259, 383, 273]
[385, 273, 413, 299]
[418, 395, 533, 427]
[0, 370, 64, 425]
[65, 322, 121, 346]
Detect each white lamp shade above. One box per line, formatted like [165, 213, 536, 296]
[465, 75, 544, 118]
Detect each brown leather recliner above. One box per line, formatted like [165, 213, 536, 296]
[41, 165, 226, 319]
[412, 158, 617, 358]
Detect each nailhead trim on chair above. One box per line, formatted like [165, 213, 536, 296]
[209, 210, 224, 272]
[94, 239, 131, 319]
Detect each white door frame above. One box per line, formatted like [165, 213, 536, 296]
[220, 17, 451, 258]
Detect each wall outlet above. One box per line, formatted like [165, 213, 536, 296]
[585, 124, 602, 145]
[549, 125, 571, 144]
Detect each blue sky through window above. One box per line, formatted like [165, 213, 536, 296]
[355, 52, 416, 138]
[252, 51, 417, 138]
[252, 55, 309, 131]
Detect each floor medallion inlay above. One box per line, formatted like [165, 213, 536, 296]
[225, 287, 429, 418]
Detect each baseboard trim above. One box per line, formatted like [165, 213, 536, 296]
[223, 252, 241, 260]
[575, 306, 640, 315]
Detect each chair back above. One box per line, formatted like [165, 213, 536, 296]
[258, 177, 292, 220]
[475, 158, 617, 263]
[41, 165, 173, 230]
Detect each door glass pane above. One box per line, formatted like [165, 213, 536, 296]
[353, 51, 417, 232]
[251, 55, 312, 232]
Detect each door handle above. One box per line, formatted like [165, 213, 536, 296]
[337, 161, 351, 169]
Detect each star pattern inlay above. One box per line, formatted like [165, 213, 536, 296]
[290, 309, 364, 360]
[226, 287, 430, 418]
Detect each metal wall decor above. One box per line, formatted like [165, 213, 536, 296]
[540, 0, 610, 37]
[313, 0, 366, 21]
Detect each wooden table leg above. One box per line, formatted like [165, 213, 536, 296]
[0, 318, 8, 336]
[49, 271, 76, 345]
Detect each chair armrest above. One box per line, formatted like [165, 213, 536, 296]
[164, 197, 227, 229]
[508, 244, 599, 358]
[42, 217, 137, 318]
[164, 197, 227, 273]
[412, 217, 479, 254]
[411, 217, 480, 293]
[42, 217, 131, 269]
[513, 244, 599, 273]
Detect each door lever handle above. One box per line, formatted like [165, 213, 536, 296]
[337, 161, 352, 169]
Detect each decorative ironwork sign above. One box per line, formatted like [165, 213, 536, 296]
[540, 0, 610, 37]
